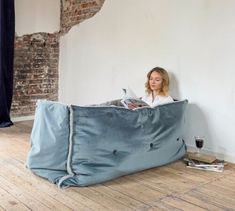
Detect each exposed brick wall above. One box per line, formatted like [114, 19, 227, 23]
[12, 0, 105, 117]
[60, 0, 105, 34]
[11, 33, 59, 117]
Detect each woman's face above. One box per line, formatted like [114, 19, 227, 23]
[149, 71, 163, 92]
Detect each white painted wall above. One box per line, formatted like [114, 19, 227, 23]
[59, 0, 235, 162]
[15, 0, 60, 35]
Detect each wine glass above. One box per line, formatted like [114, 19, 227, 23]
[195, 136, 204, 155]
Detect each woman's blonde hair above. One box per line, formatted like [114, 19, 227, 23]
[145, 67, 170, 96]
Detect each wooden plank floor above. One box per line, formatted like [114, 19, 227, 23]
[0, 121, 235, 211]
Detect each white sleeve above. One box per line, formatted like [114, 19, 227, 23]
[141, 95, 151, 106]
[165, 96, 174, 103]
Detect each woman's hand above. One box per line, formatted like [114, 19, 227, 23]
[127, 103, 139, 109]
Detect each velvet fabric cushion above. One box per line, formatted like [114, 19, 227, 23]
[27, 100, 188, 188]
[26, 101, 70, 183]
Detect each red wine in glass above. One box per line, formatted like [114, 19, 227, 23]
[195, 136, 204, 154]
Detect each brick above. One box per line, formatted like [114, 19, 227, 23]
[12, 33, 59, 117]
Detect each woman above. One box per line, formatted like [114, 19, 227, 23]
[141, 67, 174, 107]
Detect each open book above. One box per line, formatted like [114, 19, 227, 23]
[184, 157, 225, 172]
[120, 88, 149, 109]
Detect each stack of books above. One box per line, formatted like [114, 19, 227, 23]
[184, 152, 225, 172]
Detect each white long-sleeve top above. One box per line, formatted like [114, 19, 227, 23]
[141, 94, 174, 107]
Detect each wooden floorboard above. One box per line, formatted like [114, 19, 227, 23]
[0, 120, 235, 211]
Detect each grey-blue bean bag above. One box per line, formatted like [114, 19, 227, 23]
[26, 99, 188, 188]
